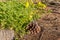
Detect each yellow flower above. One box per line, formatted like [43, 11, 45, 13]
[31, 12, 34, 15]
[42, 4, 46, 9]
[30, 15, 32, 18]
[29, 15, 33, 20]
[38, 2, 46, 9]
[38, 2, 42, 5]
[25, 2, 29, 8]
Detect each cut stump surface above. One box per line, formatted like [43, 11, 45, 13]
[0, 30, 14, 40]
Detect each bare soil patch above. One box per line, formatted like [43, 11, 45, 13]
[20, 13, 60, 40]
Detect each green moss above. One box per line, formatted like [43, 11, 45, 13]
[0, 0, 48, 40]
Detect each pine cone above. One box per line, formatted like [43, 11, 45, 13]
[26, 21, 41, 35]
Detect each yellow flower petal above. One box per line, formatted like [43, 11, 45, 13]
[30, 15, 32, 18]
[37, 2, 46, 9]
[25, 2, 29, 8]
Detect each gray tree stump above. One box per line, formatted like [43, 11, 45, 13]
[0, 30, 14, 40]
